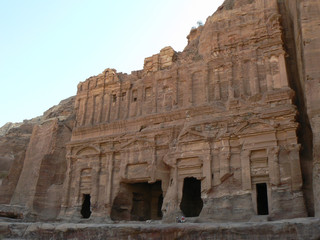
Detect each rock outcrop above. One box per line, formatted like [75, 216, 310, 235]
[0, 97, 75, 220]
[0, 0, 319, 235]
[1, 218, 320, 240]
[277, 0, 320, 217]
[0, 122, 34, 202]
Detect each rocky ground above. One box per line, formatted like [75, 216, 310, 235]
[0, 217, 319, 240]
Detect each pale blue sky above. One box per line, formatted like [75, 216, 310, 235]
[0, 0, 224, 127]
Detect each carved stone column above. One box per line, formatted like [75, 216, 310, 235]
[135, 87, 140, 116]
[106, 93, 112, 122]
[177, 166, 184, 208]
[227, 63, 234, 100]
[90, 155, 100, 216]
[202, 153, 212, 192]
[73, 163, 82, 207]
[279, 54, 289, 88]
[219, 142, 231, 179]
[119, 150, 127, 180]
[287, 144, 303, 191]
[264, 56, 273, 91]
[268, 146, 280, 186]
[214, 68, 221, 100]
[116, 92, 121, 120]
[105, 152, 114, 215]
[238, 59, 245, 97]
[186, 69, 193, 106]
[125, 89, 131, 119]
[81, 97, 88, 126]
[271, 55, 281, 89]
[205, 67, 210, 103]
[97, 94, 103, 123]
[149, 145, 157, 182]
[249, 56, 260, 95]
[59, 152, 74, 216]
[75, 99, 80, 127]
[212, 148, 221, 186]
[241, 150, 251, 190]
[88, 96, 95, 125]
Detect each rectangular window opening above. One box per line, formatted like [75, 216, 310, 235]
[132, 90, 137, 102]
[121, 92, 126, 101]
[256, 183, 269, 215]
[112, 94, 117, 103]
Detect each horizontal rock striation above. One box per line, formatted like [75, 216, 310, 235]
[0, 218, 320, 240]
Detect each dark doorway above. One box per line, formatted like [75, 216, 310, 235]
[130, 181, 162, 221]
[81, 194, 91, 218]
[157, 194, 163, 218]
[180, 177, 203, 217]
[131, 191, 149, 221]
[111, 181, 163, 221]
[256, 183, 269, 215]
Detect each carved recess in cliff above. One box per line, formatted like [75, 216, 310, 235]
[57, 0, 308, 222]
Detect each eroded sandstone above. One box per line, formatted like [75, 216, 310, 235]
[0, 218, 320, 240]
[0, 97, 75, 220]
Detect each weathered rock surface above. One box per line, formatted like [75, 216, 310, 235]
[296, 0, 320, 218]
[0, 218, 320, 240]
[0, 121, 38, 203]
[0, 97, 75, 219]
[277, 0, 320, 217]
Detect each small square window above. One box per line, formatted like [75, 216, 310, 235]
[145, 87, 152, 100]
[132, 90, 138, 102]
[112, 94, 117, 103]
[121, 92, 126, 101]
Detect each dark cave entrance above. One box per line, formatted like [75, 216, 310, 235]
[256, 183, 269, 215]
[111, 181, 163, 221]
[80, 194, 91, 218]
[180, 177, 203, 217]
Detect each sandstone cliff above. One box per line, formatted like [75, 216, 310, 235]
[277, 0, 320, 217]
[0, 96, 75, 220]
[0, 121, 35, 202]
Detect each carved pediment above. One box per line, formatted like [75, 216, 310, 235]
[234, 120, 274, 135]
[76, 146, 100, 156]
[121, 137, 153, 150]
[178, 130, 207, 143]
[125, 163, 149, 181]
